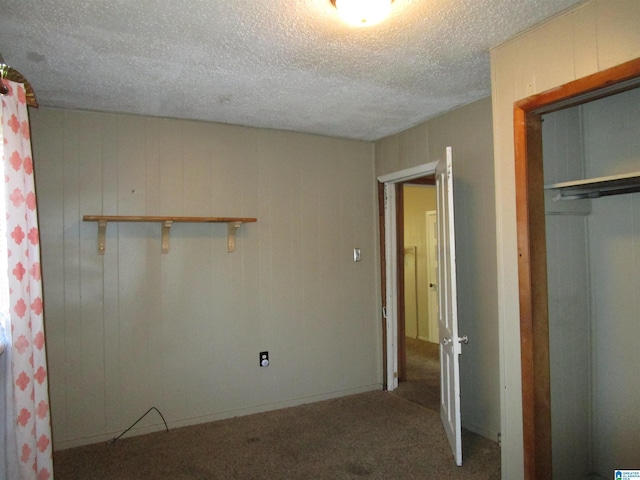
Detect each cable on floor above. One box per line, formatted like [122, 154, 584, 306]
[107, 406, 169, 444]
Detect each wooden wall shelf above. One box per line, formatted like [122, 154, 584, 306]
[83, 215, 257, 254]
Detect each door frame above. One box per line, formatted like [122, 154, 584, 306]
[378, 161, 438, 390]
[514, 57, 640, 479]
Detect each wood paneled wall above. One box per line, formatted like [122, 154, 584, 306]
[30, 108, 380, 449]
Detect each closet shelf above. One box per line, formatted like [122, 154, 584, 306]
[544, 171, 640, 201]
[83, 215, 257, 254]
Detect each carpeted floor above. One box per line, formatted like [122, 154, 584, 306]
[54, 390, 500, 479]
[394, 338, 440, 412]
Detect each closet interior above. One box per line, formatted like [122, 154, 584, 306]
[542, 87, 640, 479]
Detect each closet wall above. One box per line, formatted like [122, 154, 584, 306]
[584, 87, 640, 474]
[543, 104, 592, 479]
[543, 87, 640, 477]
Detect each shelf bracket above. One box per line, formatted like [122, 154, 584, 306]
[227, 221, 242, 253]
[84, 215, 256, 254]
[97, 220, 107, 255]
[161, 221, 173, 254]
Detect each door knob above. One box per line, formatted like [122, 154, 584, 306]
[442, 337, 451, 346]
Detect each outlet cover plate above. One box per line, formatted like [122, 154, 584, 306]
[260, 351, 269, 367]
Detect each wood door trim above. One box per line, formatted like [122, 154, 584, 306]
[396, 183, 407, 382]
[514, 57, 640, 480]
[378, 182, 388, 390]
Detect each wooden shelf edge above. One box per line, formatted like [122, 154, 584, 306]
[544, 171, 640, 200]
[83, 215, 257, 254]
[83, 215, 257, 223]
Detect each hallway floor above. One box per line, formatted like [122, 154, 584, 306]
[394, 337, 440, 412]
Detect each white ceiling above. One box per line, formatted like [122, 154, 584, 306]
[1, 0, 583, 141]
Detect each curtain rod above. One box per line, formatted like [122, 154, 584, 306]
[0, 54, 38, 107]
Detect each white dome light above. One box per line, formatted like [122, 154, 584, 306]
[332, 0, 393, 27]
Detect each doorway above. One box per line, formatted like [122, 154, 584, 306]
[514, 57, 640, 479]
[397, 182, 440, 412]
[378, 161, 439, 392]
[378, 149, 465, 466]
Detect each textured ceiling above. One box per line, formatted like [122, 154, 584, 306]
[1, 0, 583, 141]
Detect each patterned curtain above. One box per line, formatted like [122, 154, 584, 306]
[1, 79, 53, 480]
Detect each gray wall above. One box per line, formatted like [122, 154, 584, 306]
[490, 0, 640, 476]
[375, 96, 500, 442]
[31, 108, 381, 449]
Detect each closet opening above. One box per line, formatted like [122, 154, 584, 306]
[514, 57, 640, 480]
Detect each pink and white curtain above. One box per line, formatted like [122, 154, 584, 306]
[1, 79, 53, 480]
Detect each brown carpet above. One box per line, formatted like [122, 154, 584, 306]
[394, 338, 441, 412]
[54, 390, 500, 479]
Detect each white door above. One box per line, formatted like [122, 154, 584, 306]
[436, 147, 463, 466]
[425, 210, 439, 343]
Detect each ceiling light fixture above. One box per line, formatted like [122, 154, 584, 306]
[330, 0, 393, 27]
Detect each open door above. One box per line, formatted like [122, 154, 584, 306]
[425, 210, 439, 343]
[436, 146, 463, 466]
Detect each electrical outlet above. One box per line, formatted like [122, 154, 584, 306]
[260, 351, 269, 367]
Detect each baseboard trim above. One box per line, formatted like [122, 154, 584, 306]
[462, 420, 500, 445]
[54, 383, 383, 451]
